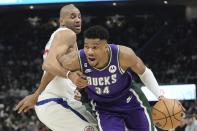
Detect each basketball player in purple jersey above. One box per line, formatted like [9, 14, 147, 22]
[44, 25, 164, 131]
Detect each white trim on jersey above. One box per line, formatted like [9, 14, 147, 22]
[117, 45, 125, 74]
[129, 88, 152, 131]
[95, 111, 104, 131]
[92, 44, 112, 71]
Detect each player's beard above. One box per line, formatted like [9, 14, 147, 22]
[88, 59, 97, 67]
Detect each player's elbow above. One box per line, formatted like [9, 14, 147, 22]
[42, 62, 47, 71]
[57, 55, 64, 67]
[42, 61, 52, 72]
[57, 55, 71, 70]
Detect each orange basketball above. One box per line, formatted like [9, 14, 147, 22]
[151, 99, 185, 130]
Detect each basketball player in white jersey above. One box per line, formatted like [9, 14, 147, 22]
[15, 4, 98, 131]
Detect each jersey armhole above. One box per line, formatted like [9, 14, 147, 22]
[117, 45, 125, 74]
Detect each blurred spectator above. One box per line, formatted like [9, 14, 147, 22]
[185, 114, 197, 131]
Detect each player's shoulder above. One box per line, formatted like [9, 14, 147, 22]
[53, 27, 76, 38]
[118, 45, 135, 55]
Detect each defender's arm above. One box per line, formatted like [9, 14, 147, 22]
[58, 51, 88, 88]
[15, 72, 54, 113]
[42, 29, 76, 77]
[58, 50, 81, 72]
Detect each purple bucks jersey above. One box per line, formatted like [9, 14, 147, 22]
[79, 44, 133, 104]
[79, 44, 154, 131]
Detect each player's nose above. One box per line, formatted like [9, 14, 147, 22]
[75, 17, 81, 23]
[87, 48, 94, 55]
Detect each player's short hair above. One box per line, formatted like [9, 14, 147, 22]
[60, 4, 77, 18]
[83, 25, 109, 41]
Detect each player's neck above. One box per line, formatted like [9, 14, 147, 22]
[60, 25, 67, 28]
[95, 48, 110, 69]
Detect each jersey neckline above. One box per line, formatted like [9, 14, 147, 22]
[92, 44, 112, 71]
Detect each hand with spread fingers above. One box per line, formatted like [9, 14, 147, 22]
[15, 94, 38, 113]
[68, 71, 88, 88]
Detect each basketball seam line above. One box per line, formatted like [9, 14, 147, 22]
[152, 106, 167, 128]
[162, 100, 173, 129]
[153, 110, 184, 121]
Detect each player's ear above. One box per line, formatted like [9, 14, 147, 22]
[59, 17, 65, 26]
[104, 41, 108, 49]
[104, 44, 108, 51]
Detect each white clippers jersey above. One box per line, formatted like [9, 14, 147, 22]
[38, 27, 82, 107]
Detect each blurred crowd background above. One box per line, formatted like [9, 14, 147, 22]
[0, 0, 196, 131]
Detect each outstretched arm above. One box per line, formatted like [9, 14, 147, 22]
[15, 72, 54, 113]
[119, 45, 162, 99]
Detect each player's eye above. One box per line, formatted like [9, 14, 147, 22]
[92, 46, 98, 50]
[78, 15, 81, 19]
[70, 13, 76, 19]
[71, 15, 75, 19]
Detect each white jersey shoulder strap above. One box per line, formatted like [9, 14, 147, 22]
[43, 27, 70, 59]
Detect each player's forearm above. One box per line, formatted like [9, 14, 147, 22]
[138, 67, 162, 99]
[58, 57, 75, 71]
[34, 72, 54, 97]
[42, 60, 69, 78]
[58, 52, 81, 72]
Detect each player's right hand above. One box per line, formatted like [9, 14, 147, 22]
[14, 94, 38, 113]
[68, 71, 88, 88]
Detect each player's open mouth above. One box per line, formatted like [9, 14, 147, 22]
[75, 25, 81, 29]
[88, 58, 95, 61]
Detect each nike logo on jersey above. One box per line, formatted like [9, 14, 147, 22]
[126, 96, 132, 103]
